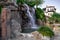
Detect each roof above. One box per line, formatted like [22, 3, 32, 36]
[43, 6, 56, 11]
[46, 6, 55, 8]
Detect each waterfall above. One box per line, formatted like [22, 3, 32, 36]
[11, 0, 18, 7]
[24, 4, 38, 30]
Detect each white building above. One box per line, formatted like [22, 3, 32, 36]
[43, 6, 56, 17]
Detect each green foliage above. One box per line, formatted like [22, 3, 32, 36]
[24, 1, 36, 7]
[36, 8, 45, 21]
[16, 0, 25, 4]
[49, 12, 60, 23]
[25, 0, 44, 7]
[16, 0, 44, 7]
[0, 6, 2, 14]
[37, 26, 54, 37]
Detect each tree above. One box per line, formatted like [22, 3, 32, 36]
[16, 0, 44, 7]
[25, 0, 44, 7]
[17, 0, 25, 4]
[36, 8, 46, 21]
[37, 26, 54, 37]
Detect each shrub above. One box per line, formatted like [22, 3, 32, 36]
[37, 26, 54, 37]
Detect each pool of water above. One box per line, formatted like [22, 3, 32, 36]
[21, 28, 38, 33]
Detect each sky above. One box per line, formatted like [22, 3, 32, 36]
[40, 0, 60, 13]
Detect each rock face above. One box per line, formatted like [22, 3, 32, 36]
[7, 5, 22, 39]
[1, 5, 22, 40]
[1, 8, 8, 40]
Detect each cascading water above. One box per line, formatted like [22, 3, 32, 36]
[30, 7, 37, 29]
[11, 0, 18, 7]
[23, 4, 38, 33]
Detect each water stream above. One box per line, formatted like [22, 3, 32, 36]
[23, 4, 38, 33]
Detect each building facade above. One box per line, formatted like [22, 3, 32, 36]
[43, 6, 56, 17]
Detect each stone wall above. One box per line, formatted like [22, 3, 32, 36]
[1, 3, 22, 40]
[1, 8, 7, 40]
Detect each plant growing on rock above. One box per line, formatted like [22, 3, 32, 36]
[37, 26, 54, 37]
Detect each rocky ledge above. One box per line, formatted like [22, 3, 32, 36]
[8, 31, 50, 40]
